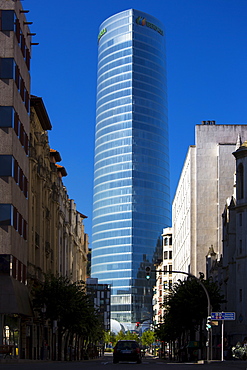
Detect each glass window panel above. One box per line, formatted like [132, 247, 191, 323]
[0, 204, 12, 225]
[1, 10, 15, 31]
[0, 58, 14, 79]
[0, 255, 10, 274]
[0, 155, 13, 176]
[0, 106, 14, 128]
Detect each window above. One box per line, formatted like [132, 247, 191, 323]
[0, 255, 10, 274]
[240, 289, 243, 302]
[164, 251, 168, 259]
[239, 213, 242, 227]
[18, 213, 23, 236]
[0, 59, 29, 112]
[0, 11, 30, 70]
[0, 106, 14, 128]
[239, 240, 242, 254]
[0, 204, 27, 238]
[0, 58, 14, 79]
[164, 237, 168, 246]
[11, 256, 17, 279]
[237, 163, 244, 199]
[0, 107, 29, 154]
[0, 155, 13, 177]
[169, 250, 172, 259]
[0, 156, 28, 197]
[0, 204, 12, 226]
[0, 10, 15, 31]
[13, 207, 18, 230]
[35, 232, 40, 247]
[169, 265, 172, 273]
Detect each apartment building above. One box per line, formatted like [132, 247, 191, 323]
[153, 228, 172, 326]
[24, 95, 89, 359]
[0, 1, 89, 357]
[172, 122, 247, 282]
[86, 278, 111, 332]
[0, 0, 33, 352]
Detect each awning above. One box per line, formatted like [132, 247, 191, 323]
[0, 275, 33, 316]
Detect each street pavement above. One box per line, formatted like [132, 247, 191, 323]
[1, 352, 247, 369]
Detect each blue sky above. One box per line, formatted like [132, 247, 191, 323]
[23, 0, 247, 243]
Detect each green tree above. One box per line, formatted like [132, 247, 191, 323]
[125, 331, 139, 341]
[141, 330, 156, 347]
[32, 274, 104, 360]
[114, 330, 140, 343]
[115, 330, 126, 341]
[104, 331, 117, 347]
[155, 276, 225, 343]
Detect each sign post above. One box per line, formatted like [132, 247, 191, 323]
[148, 268, 212, 362]
[211, 312, 235, 361]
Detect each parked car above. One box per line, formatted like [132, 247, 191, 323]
[113, 340, 142, 364]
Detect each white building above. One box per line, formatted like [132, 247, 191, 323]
[153, 227, 172, 326]
[172, 121, 247, 282]
[213, 140, 247, 345]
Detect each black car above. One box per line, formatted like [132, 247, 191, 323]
[113, 340, 142, 364]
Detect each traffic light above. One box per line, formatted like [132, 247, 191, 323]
[136, 322, 140, 328]
[145, 266, 151, 279]
[206, 316, 211, 330]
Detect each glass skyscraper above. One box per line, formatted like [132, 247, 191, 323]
[92, 9, 170, 328]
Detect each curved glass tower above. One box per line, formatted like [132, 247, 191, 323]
[92, 9, 170, 328]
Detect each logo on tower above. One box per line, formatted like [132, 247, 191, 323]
[98, 28, 107, 42]
[136, 17, 146, 26]
[136, 16, 164, 36]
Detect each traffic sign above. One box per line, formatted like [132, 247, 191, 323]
[211, 312, 235, 321]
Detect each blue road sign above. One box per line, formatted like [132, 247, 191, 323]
[211, 312, 235, 321]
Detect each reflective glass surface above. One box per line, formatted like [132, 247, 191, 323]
[92, 9, 170, 326]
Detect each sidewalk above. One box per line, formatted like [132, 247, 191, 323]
[152, 355, 247, 368]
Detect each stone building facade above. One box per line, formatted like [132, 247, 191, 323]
[172, 122, 247, 282]
[0, 0, 89, 358]
[209, 140, 247, 346]
[23, 95, 89, 359]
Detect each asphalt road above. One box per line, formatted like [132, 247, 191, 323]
[0, 353, 247, 370]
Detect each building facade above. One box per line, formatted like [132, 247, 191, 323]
[0, 0, 33, 353]
[0, 1, 89, 360]
[26, 95, 89, 359]
[208, 140, 247, 346]
[172, 121, 247, 282]
[86, 278, 111, 332]
[153, 228, 172, 326]
[92, 9, 170, 328]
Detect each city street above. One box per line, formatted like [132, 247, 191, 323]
[1, 353, 247, 370]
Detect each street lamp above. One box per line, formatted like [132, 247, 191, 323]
[146, 268, 212, 362]
[41, 304, 46, 360]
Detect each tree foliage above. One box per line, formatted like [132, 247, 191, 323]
[115, 330, 140, 342]
[141, 330, 156, 347]
[104, 331, 117, 347]
[32, 274, 104, 359]
[155, 276, 225, 342]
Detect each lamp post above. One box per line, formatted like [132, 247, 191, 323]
[41, 304, 46, 360]
[146, 268, 211, 363]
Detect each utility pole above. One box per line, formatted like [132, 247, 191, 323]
[146, 268, 212, 363]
